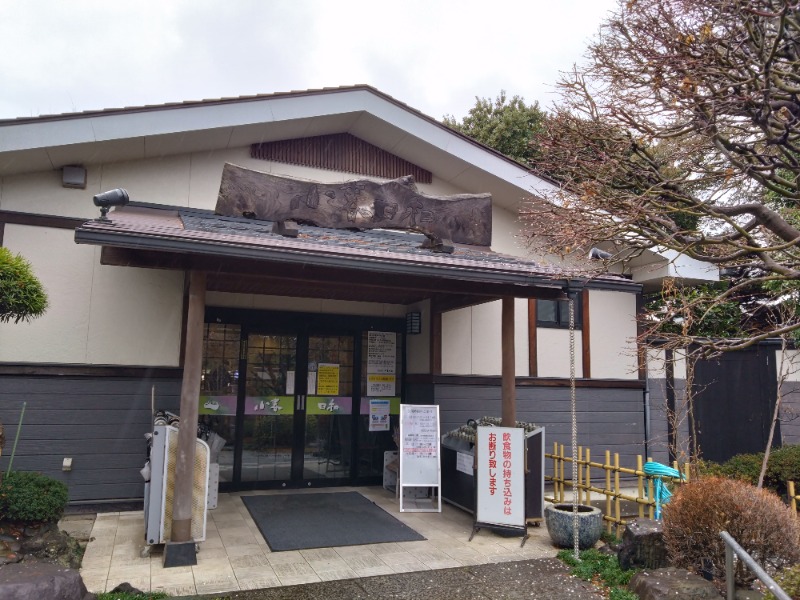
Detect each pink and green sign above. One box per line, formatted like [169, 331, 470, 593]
[306, 397, 352, 415]
[199, 395, 295, 416]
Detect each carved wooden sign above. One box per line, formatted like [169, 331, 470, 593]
[215, 163, 492, 246]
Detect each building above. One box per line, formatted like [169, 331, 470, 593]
[0, 86, 719, 503]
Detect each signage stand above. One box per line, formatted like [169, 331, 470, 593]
[398, 404, 441, 512]
[470, 426, 528, 546]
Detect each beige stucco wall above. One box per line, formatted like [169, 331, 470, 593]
[440, 299, 529, 376]
[1, 150, 640, 378]
[537, 328, 584, 378]
[588, 289, 639, 379]
[0, 224, 183, 365]
[1, 147, 531, 260]
[776, 349, 800, 383]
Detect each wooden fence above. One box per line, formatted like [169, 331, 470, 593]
[546, 444, 800, 536]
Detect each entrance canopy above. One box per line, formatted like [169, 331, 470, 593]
[74, 203, 624, 308]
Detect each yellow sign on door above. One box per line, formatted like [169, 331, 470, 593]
[316, 363, 340, 396]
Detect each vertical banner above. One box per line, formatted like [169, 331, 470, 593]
[476, 426, 525, 529]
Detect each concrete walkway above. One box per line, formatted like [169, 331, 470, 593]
[74, 486, 568, 596]
[170, 557, 606, 599]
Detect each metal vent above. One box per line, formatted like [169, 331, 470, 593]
[251, 133, 432, 183]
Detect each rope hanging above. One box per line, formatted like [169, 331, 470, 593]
[643, 461, 683, 519]
[569, 296, 579, 560]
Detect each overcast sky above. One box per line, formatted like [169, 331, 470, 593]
[0, 0, 618, 122]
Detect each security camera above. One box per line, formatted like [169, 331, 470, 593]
[93, 188, 130, 221]
[588, 247, 613, 260]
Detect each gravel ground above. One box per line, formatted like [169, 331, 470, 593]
[171, 558, 606, 600]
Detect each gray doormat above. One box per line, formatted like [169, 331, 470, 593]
[241, 491, 425, 552]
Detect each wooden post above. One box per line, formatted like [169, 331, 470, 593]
[614, 453, 621, 537]
[789, 481, 797, 513]
[637, 455, 645, 519]
[170, 271, 206, 545]
[501, 297, 516, 427]
[585, 448, 591, 506]
[605, 450, 612, 532]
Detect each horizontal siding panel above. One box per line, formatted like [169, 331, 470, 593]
[8, 422, 160, 441]
[0, 373, 181, 502]
[5, 438, 149, 458]
[1, 377, 181, 395]
[68, 483, 145, 502]
[0, 409, 157, 426]
[2, 453, 146, 471]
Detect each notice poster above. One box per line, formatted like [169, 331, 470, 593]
[367, 374, 396, 396]
[476, 426, 525, 528]
[399, 404, 441, 512]
[316, 363, 339, 396]
[367, 331, 396, 374]
[369, 398, 391, 432]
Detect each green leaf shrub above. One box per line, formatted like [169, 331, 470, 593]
[557, 548, 637, 596]
[663, 477, 800, 586]
[0, 247, 48, 324]
[765, 563, 800, 600]
[698, 445, 800, 495]
[0, 471, 68, 522]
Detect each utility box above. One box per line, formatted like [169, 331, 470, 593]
[144, 425, 210, 548]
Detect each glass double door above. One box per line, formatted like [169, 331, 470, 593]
[239, 331, 355, 486]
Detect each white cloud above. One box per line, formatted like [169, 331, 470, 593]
[0, 0, 617, 120]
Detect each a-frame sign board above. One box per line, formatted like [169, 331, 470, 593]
[398, 404, 441, 512]
[470, 426, 528, 544]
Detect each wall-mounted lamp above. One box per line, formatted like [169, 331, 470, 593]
[406, 311, 421, 335]
[93, 188, 130, 222]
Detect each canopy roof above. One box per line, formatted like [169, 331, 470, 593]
[75, 203, 638, 307]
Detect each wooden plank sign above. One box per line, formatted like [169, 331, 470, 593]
[216, 163, 492, 246]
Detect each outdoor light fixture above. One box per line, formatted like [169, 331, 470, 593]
[588, 247, 612, 260]
[62, 165, 87, 189]
[406, 311, 421, 335]
[93, 188, 130, 222]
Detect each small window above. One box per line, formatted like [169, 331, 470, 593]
[537, 293, 582, 328]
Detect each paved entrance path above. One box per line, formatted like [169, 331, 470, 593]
[171, 557, 606, 599]
[75, 486, 604, 600]
[77, 486, 566, 595]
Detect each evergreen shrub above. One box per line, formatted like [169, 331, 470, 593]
[765, 563, 800, 600]
[0, 471, 68, 522]
[663, 477, 800, 586]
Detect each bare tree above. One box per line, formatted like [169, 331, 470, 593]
[524, 0, 800, 350]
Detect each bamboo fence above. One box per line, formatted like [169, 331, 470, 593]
[546, 443, 800, 537]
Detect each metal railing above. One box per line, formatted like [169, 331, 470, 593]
[720, 531, 789, 600]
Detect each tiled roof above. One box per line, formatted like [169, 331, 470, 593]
[75, 204, 635, 293]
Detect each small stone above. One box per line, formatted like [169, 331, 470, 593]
[109, 582, 144, 595]
[629, 567, 723, 600]
[617, 518, 669, 571]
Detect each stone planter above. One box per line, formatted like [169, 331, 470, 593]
[544, 503, 603, 550]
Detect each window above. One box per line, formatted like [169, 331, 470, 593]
[537, 293, 582, 328]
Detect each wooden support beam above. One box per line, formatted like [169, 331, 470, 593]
[501, 296, 516, 427]
[581, 289, 591, 379]
[170, 270, 206, 544]
[528, 299, 538, 378]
